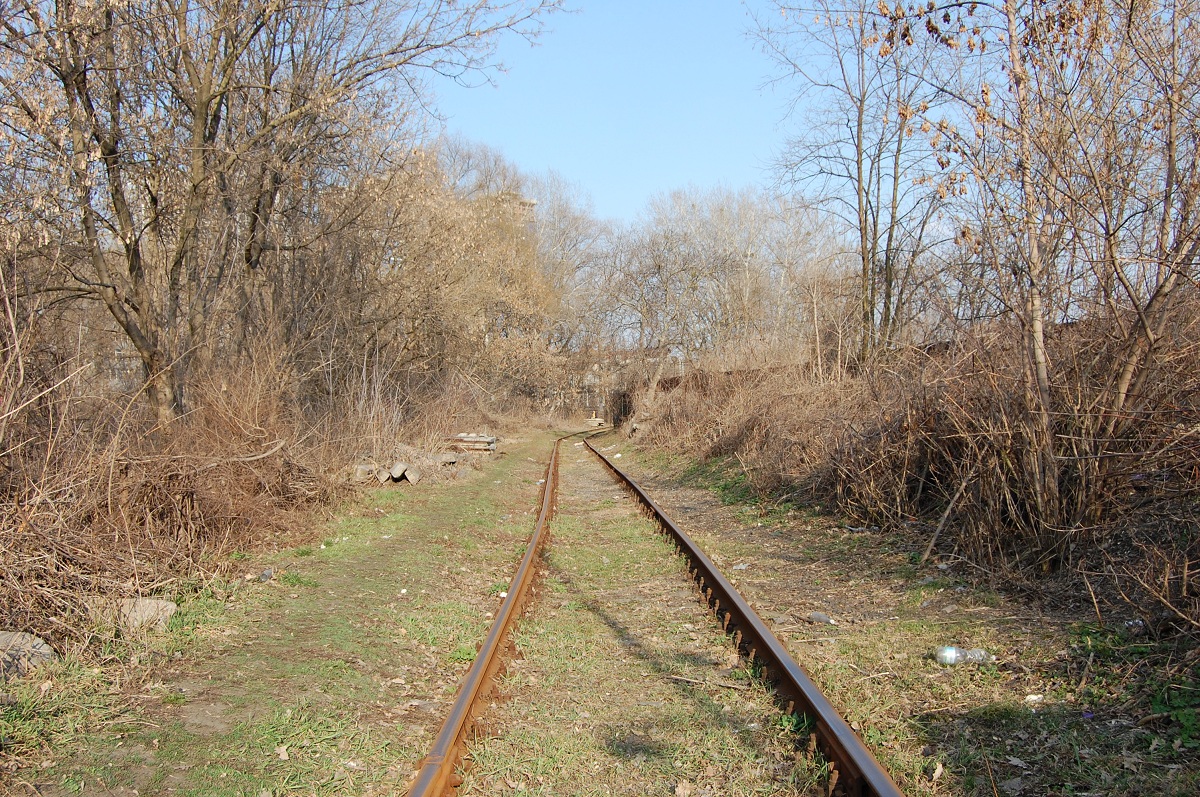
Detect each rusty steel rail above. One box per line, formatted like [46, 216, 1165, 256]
[585, 439, 904, 797]
[406, 436, 566, 797]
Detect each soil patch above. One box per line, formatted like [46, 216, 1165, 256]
[608, 437, 1200, 796]
[10, 433, 557, 797]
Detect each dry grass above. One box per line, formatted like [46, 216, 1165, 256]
[637, 317, 1200, 632]
[613, 443, 1200, 796]
[0, 319, 535, 662]
[0, 360, 327, 655]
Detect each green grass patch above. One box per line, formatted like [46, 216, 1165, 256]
[680, 457, 758, 505]
[449, 644, 478, 664]
[13, 431, 562, 795]
[279, 571, 318, 588]
[0, 660, 118, 761]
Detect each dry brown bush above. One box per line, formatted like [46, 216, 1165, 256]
[640, 318, 1200, 630]
[1, 266, 580, 652]
[0, 348, 330, 653]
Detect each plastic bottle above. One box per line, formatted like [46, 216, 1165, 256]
[934, 646, 994, 665]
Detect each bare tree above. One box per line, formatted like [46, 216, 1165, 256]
[883, 0, 1200, 552]
[526, 170, 611, 354]
[0, 0, 559, 424]
[758, 0, 946, 358]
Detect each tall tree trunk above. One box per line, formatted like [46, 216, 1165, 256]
[1006, 0, 1059, 546]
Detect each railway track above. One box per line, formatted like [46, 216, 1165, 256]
[408, 434, 903, 797]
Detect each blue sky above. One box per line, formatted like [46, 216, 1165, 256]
[434, 1, 788, 224]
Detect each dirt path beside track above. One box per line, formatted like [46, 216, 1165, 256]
[608, 436, 1200, 796]
[13, 433, 554, 797]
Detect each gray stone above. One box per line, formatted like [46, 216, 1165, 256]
[389, 461, 408, 480]
[89, 597, 178, 633]
[352, 464, 374, 482]
[0, 631, 58, 680]
[403, 467, 422, 485]
[117, 598, 178, 632]
[999, 776, 1024, 795]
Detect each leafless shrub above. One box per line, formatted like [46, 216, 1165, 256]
[642, 365, 863, 503]
[0, 333, 331, 652]
[1101, 509, 1200, 635]
[643, 313, 1200, 628]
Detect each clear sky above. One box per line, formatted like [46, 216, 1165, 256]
[433, 0, 787, 224]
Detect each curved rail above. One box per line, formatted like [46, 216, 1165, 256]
[584, 439, 904, 797]
[406, 436, 565, 797]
